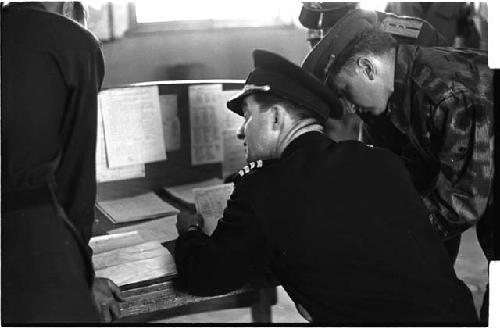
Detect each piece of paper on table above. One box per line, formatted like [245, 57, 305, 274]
[95, 243, 177, 286]
[159, 94, 181, 152]
[222, 129, 247, 178]
[108, 216, 179, 243]
[100, 85, 166, 168]
[163, 178, 223, 205]
[93, 241, 169, 270]
[97, 192, 179, 223]
[89, 231, 145, 254]
[193, 183, 234, 235]
[189, 84, 223, 165]
[96, 102, 145, 182]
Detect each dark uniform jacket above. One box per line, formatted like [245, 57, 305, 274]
[175, 131, 477, 324]
[1, 3, 105, 251]
[360, 45, 493, 244]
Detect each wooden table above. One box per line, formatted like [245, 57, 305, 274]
[93, 197, 277, 323]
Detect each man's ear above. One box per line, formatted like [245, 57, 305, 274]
[357, 56, 375, 80]
[270, 105, 286, 131]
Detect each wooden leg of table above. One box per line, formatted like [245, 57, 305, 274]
[251, 287, 277, 323]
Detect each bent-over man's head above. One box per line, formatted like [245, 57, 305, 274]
[302, 13, 398, 117]
[227, 50, 341, 162]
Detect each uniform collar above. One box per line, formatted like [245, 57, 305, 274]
[281, 131, 327, 159]
[389, 45, 417, 113]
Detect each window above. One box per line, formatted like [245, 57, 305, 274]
[131, 1, 302, 32]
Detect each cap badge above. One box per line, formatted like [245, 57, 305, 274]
[323, 54, 336, 83]
[243, 84, 271, 93]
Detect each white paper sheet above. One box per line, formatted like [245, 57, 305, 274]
[100, 86, 166, 168]
[108, 216, 179, 243]
[189, 84, 223, 165]
[95, 248, 177, 286]
[97, 192, 179, 223]
[222, 129, 247, 178]
[89, 231, 145, 254]
[159, 94, 181, 152]
[193, 183, 234, 235]
[93, 241, 168, 271]
[163, 178, 223, 205]
[96, 102, 145, 182]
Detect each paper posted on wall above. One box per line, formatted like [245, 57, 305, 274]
[159, 94, 181, 152]
[193, 183, 234, 235]
[188, 84, 224, 165]
[99, 85, 166, 168]
[96, 102, 145, 182]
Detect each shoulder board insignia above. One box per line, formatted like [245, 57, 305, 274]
[380, 16, 423, 39]
[238, 159, 264, 178]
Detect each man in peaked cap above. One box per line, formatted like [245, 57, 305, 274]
[302, 18, 493, 323]
[299, 2, 449, 49]
[174, 50, 477, 324]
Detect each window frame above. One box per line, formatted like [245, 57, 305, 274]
[127, 2, 298, 35]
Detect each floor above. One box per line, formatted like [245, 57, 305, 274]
[156, 227, 488, 324]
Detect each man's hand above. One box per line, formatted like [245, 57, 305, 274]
[176, 211, 204, 235]
[92, 277, 125, 323]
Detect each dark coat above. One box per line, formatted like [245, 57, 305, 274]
[1, 3, 105, 248]
[175, 131, 478, 325]
[1, 3, 104, 323]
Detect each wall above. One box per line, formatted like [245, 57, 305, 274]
[101, 26, 310, 88]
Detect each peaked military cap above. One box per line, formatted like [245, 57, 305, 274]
[299, 2, 357, 29]
[227, 49, 342, 120]
[302, 9, 378, 83]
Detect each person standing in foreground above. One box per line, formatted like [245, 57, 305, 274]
[2, 2, 122, 323]
[302, 19, 493, 323]
[174, 49, 478, 324]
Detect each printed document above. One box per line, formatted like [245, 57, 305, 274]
[189, 84, 223, 165]
[100, 85, 166, 168]
[193, 183, 234, 235]
[97, 192, 179, 223]
[163, 178, 223, 205]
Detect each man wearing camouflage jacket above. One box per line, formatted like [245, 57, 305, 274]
[302, 20, 493, 323]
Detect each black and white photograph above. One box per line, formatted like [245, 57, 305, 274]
[1, 1, 497, 325]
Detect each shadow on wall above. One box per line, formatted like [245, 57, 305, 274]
[166, 63, 213, 80]
[101, 27, 310, 88]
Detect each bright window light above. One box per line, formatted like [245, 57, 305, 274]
[135, 0, 301, 25]
[358, 1, 388, 12]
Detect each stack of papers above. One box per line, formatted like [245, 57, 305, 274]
[90, 232, 177, 286]
[163, 178, 223, 205]
[108, 216, 179, 243]
[97, 192, 179, 224]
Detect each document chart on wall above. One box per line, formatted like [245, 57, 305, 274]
[188, 84, 224, 165]
[100, 85, 166, 168]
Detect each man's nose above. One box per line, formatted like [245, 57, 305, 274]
[236, 124, 245, 140]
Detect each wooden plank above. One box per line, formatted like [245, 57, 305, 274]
[118, 280, 266, 322]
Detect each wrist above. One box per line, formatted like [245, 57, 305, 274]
[186, 222, 202, 233]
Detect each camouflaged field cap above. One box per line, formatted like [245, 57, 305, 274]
[227, 49, 342, 120]
[299, 2, 357, 29]
[302, 9, 378, 83]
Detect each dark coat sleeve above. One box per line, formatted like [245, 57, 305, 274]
[174, 178, 272, 296]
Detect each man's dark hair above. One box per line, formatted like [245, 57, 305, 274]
[253, 92, 323, 123]
[328, 27, 397, 84]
